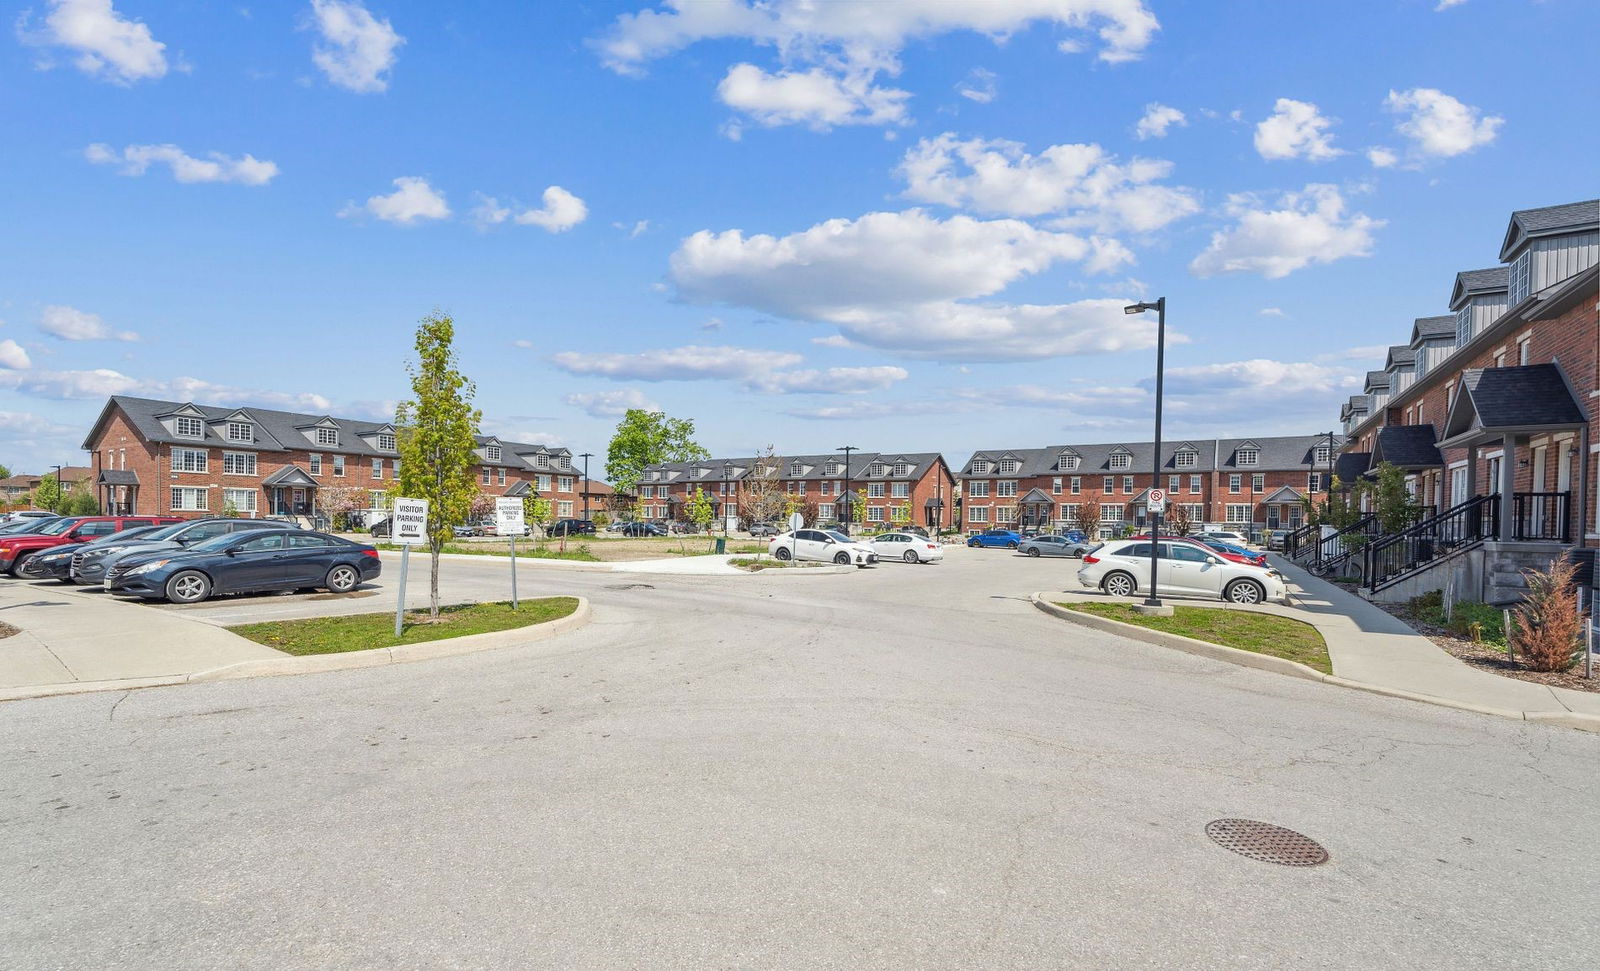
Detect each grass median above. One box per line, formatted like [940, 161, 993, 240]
[230, 597, 580, 656]
[1056, 601, 1332, 674]
[377, 542, 599, 562]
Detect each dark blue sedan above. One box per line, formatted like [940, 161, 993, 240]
[967, 528, 1024, 549]
[105, 529, 381, 604]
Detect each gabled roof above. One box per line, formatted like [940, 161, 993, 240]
[1499, 199, 1600, 261]
[1410, 314, 1456, 345]
[1438, 365, 1587, 448]
[643, 452, 949, 484]
[261, 465, 318, 487]
[504, 480, 531, 497]
[1018, 487, 1054, 504]
[1370, 425, 1444, 470]
[960, 435, 1343, 477]
[1364, 370, 1391, 393]
[1262, 486, 1304, 504]
[1449, 267, 1509, 310]
[1341, 395, 1371, 420]
[1333, 452, 1372, 486]
[1385, 345, 1416, 369]
[95, 470, 140, 486]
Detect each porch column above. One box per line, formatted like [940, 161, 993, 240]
[1498, 435, 1519, 541]
[1465, 444, 1478, 498]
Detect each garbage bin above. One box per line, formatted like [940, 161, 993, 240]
[714, 537, 726, 554]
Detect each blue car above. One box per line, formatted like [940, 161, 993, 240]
[967, 528, 1023, 549]
[106, 528, 381, 604]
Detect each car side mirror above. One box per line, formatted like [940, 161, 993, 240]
[1208, 556, 1223, 565]
[226, 548, 238, 557]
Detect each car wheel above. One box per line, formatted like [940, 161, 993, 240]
[967, 540, 979, 547]
[833, 552, 851, 565]
[1225, 579, 1265, 605]
[1026, 547, 1041, 557]
[165, 570, 212, 604]
[9, 553, 37, 578]
[1006, 541, 1019, 549]
[1102, 571, 1136, 598]
[325, 564, 360, 594]
[774, 547, 792, 561]
[903, 550, 919, 564]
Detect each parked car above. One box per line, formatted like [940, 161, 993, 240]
[548, 518, 597, 537]
[746, 522, 781, 537]
[105, 528, 382, 604]
[5, 510, 57, 524]
[0, 516, 61, 536]
[81, 518, 283, 586]
[23, 524, 173, 581]
[1195, 530, 1253, 548]
[769, 529, 878, 566]
[0, 515, 182, 577]
[1077, 539, 1287, 604]
[1127, 533, 1270, 569]
[1265, 529, 1290, 552]
[453, 522, 485, 538]
[1018, 534, 1096, 558]
[369, 518, 393, 538]
[869, 532, 944, 564]
[967, 528, 1023, 549]
[619, 521, 667, 537]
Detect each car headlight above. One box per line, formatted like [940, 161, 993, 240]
[126, 559, 170, 576]
[88, 546, 126, 557]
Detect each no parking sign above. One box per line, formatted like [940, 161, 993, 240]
[1148, 489, 1167, 514]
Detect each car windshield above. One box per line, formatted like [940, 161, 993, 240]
[36, 518, 82, 536]
[187, 531, 267, 553]
[1, 518, 57, 534]
[825, 531, 851, 543]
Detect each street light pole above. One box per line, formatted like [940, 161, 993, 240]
[838, 445, 856, 533]
[1125, 298, 1167, 610]
[579, 452, 593, 520]
[723, 460, 733, 537]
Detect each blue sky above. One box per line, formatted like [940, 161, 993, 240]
[2, 0, 1596, 475]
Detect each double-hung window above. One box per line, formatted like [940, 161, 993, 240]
[1229, 474, 1242, 493]
[171, 487, 209, 511]
[482, 467, 491, 485]
[1102, 476, 1115, 493]
[1122, 476, 1134, 493]
[1251, 474, 1264, 493]
[968, 481, 989, 498]
[332, 455, 345, 477]
[372, 458, 382, 478]
[536, 474, 552, 492]
[559, 476, 574, 492]
[968, 506, 989, 523]
[309, 454, 322, 476]
[175, 416, 205, 439]
[1190, 475, 1202, 493]
[1168, 475, 1180, 493]
[223, 488, 258, 514]
[996, 481, 1017, 498]
[1051, 477, 1062, 495]
[867, 483, 886, 498]
[498, 468, 506, 486]
[1100, 504, 1124, 523]
[891, 482, 909, 498]
[222, 451, 256, 476]
[172, 447, 208, 473]
[1225, 504, 1252, 524]
[1070, 477, 1081, 495]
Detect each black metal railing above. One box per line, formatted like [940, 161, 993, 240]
[1511, 491, 1570, 542]
[1306, 514, 1379, 576]
[1364, 495, 1498, 592]
[1284, 521, 1320, 558]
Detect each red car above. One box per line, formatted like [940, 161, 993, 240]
[1127, 534, 1269, 568]
[0, 515, 182, 576]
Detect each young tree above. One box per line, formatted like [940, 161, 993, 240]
[1165, 502, 1193, 536]
[524, 494, 553, 537]
[321, 485, 370, 530]
[34, 474, 62, 512]
[1073, 504, 1102, 538]
[1364, 462, 1421, 535]
[605, 409, 709, 495]
[396, 311, 482, 619]
[742, 446, 786, 526]
[688, 488, 715, 535]
[889, 503, 912, 526]
[1511, 558, 1584, 672]
[65, 486, 99, 516]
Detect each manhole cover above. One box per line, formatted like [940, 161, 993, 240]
[1204, 818, 1329, 866]
[605, 583, 655, 590]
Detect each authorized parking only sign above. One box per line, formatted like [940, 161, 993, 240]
[495, 497, 525, 534]
[392, 497, 429, 546]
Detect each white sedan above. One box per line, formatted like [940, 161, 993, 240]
[869, 532, 944, 564]
[769, 528, 878, 566]
[1076, 539, 1287, 604]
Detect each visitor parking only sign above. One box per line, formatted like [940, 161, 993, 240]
[392, 497, 429, 546]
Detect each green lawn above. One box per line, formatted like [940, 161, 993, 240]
[728, 557, 825, 571]
[1057, 602, 1332, 674]
[230, 597, 580, 656]
[376, 542, 599, 561]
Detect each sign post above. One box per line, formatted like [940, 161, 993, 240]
[391, 497, 429, 638]
[495, 497, 526, 610]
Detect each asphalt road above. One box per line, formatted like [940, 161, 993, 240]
[2, 547, 1596, 969]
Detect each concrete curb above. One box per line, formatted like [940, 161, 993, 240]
[0, 597, 593, 701]
[1030, 593, 1600, 732]
[738, 562, 856, 576]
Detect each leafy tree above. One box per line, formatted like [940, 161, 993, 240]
[396, 311, 483, 619]
[1364, 462, 1420, 535]
[34, 474, 63, 512]
[320, 485, 370, 530]
[604, 409, 708, 495]
[688, 488, 714, 534]
[1322, 476, 1364, 529]
[742, 446, 787, 526]
[0, 463, 10, 480]
[1165, 502, 1193, 536]
[523, 494, 552, 529]
[1073, 503, 1102, 538]
[889, 503, 911, 525]
[65, 487, 99, 516]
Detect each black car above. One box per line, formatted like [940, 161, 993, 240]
[619, 521, 666, 537]
[106, 528, 382, 604]
[73, 517, 283, 585]
[23, 524, 172, 581]
[548, 518, 597, 537]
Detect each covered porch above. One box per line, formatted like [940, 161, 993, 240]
[96, 469, 140, 516]
[1015, 488, 1055, 531]
[261, 466, 317, 517]
[1261, 486, 1307, 530]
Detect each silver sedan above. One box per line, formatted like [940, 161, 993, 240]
[1017, 535, 1095, 558]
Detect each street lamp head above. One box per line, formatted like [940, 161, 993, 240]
[1124, 301, 1160, 315]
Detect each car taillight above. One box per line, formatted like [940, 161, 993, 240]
[1082, 553, 1100, 564]
[362, 549, 380, 558]
[926, 543, 937, 549]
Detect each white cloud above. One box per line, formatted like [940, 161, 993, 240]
[819, 299, 1170, 362]
[0, 410, 73, 434]
[1258, 307, 1287, 318]
[1435, 0, 1467, 10]
[564, 389, 662, 418]
[0, 366, 333, 411]
[1133, 102, 1185, 140]
[341, 176, 449, 225]
[1189, 184, 1383, 279]
[785, 398, 974, 421]
[84, 142, 279, 185]
[1160, 358, 1358, 397]
[956, 68, 997, 104]
[612, 219, 650, 238]
[474, 187, 588, 232]
[512, 339, 533, 349]
[550, 344, 803, 382]
[1383, 88, 1502, 162]
[717, 63, 908, 129]
[896, 133, 1200, 232]
[1253, 98, 1343, 161]
[748, 365, 908, 394]
[0, 340, 30, 369]
[1366, 146, 1399, 169]
[39, 304, 139, 342]
[22, 0, 168, 85]
[308, 0, 404, 93]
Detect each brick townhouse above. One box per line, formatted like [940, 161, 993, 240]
[80, 395, 588, 520]
[1332, 198, 1598, 601]
[959, 435, 1340, 539]
[638, 451, 957, 529]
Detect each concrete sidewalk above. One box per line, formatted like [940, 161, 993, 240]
[0, 582, 283, 693]
[1272, 557, 1600, 721]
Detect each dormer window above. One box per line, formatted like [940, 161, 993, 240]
[536, 454, 549, 469]
[315, 427, 339, 447]
[559, 456, 571, 471]
[891, 462, 909, 476]
[1314, 445, 1333, 465]
[1236, 447, 1259, 466]
[1174, 450, 1197, 469]
[790, 461, 804, 476]
[868, 462, 885, 476]
[1109, 452, 1131, 470]
[997, 459, 1019, 475]
[695, 467, 709, 479]
[485, 445, 501, 462]
[175, 416, 204, 439]
[377, 433, 396, 452]
[226, 421, 253, 443]
[824, 461, 840, 476]
[972, 460, 990, 475]
[1059, 452, 1079, 471]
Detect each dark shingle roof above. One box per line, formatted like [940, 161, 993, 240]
[958, 435, 1341, 477]
[1500, 199, 1600, 260]
[1364, 371, 1391, 392]
[95, 470, 140, 486]
[1463, 365, 1587, 428]
[1450, 267, 1509, 309]
[1334, 452, 1371, 486]
[1385, 346, 1416, 369]
[1411, 315, 1455, 344]
[643, 452, 947, 484]
[1372, 425, 1444, 470]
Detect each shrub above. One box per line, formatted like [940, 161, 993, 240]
[1510, 558, 1583, 672]
[1404, 590, 1505, 645]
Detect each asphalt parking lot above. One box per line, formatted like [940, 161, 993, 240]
[2, 543, 1597, 969]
